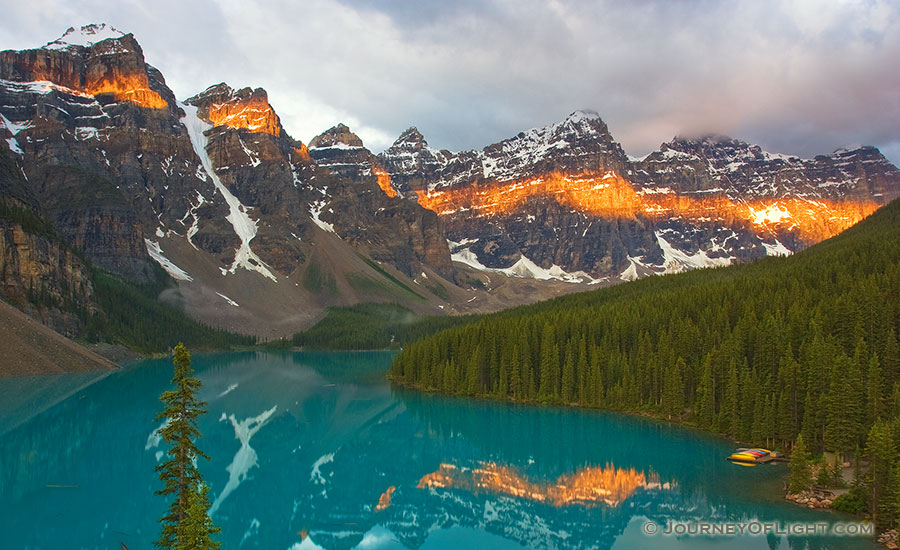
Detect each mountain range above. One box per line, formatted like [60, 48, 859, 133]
[2, 24, 898, 339]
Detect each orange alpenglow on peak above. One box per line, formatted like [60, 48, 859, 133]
[18, 68, 169, 110]
[205, 93, 281, 135]
[415, 171, 879, 243]
[293, 144, 312, 163]
[372, 166, 398, 197]
[417, 462, 664, 507]
[84, 75, 168, 109]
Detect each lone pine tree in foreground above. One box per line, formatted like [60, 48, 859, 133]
[155, 343, 220, 549]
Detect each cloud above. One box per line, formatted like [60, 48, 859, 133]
[1, 0, 899, 166]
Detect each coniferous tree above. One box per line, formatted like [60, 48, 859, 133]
[866, 354, 883, 427]
[788, 434, 813, 494]
[561, 344, 575, 403]
[800, 392, 817, 452]
[825, 356, 862, 459]
[538, 324, 559, 402]
[882, 330, 899, 390]
[464, 345, 481, 396]
[661, 359, 685, 420]
[509, 344, 522, 400]
[155, 344, 219, 550]
[696, 355, 715, 428]
[176, 483, 220, 550]
[721, 362, 740, 438]
[866, 419, 896, 527]
[886, 460, 900, 531]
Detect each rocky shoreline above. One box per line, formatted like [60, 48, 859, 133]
[878, 529, 898, 549]
[784, 489, 834, 509]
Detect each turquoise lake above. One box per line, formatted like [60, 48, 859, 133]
[0, 351, 877, 549]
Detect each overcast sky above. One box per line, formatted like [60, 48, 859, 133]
[2, 0, 899, 166]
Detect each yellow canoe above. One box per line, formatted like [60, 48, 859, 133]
[727, 448, 773, 463]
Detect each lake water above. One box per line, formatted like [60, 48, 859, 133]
[0, 351, 877, 550]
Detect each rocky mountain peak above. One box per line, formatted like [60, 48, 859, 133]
[396, 127, 430, 147]
[474, 109, 625, 183]
[558, 109, 604, 132]
[188, 82, 236, 102]
[667, 133, 741, 149]
[186, 83, 282, 136]
[377, 128, 452, 193]
[44, 23, 126, 51]
[660, 134, 794, 165]
[0, 25, 170, 111]
[308, 123, 364, 149]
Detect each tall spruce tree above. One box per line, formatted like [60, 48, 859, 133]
[866, 419, 896, 528]
[788, 433, 813, 494]
[155, 343, 220, 550]
[887, 460, 900, 531]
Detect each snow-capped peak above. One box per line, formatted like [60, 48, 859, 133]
[45, 24, 126, 51]
[394, 127, 427, 147]
[309, 123, 365, 149]
[565, 110, 601, 123]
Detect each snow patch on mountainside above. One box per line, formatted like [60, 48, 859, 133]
[450, 242, 599, 284]
[182, 191, 206, 249]
[3, 137, 22, 155]
[308, 200, 336, 233]
[762, 240, 792, 257]
[1, 113, 28, 154]
[0, 113, 32, 135]
[144, 239, 193, 281]
[619, 258, 644, 282]
[180, 102, 277, 281]
[308, 142, 362, 151]
[655, 232, 732, 273]
[216, 292, 240, 307]
[239, 137, 261, 167]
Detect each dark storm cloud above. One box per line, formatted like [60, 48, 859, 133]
[1, 0, 898, 165]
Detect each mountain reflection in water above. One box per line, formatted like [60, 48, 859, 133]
[417, 462, 667, 507]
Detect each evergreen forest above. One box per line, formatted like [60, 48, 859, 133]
[391, 198, 900, 460]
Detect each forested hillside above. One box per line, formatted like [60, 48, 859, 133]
[291, 303, 475, 350]
[391, 198, 900, 459]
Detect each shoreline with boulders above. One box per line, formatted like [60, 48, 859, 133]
[784, 488, 835, 509]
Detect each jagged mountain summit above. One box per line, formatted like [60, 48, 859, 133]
[379, 111, 900, 282]
[1, 24, 899, 339]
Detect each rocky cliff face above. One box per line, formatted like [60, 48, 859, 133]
[308, 124, 454, 279]
[380, 111, 900, 281]
[182, 82, 314, 278]
[0, 146, 94, 336]
[0, 24, 204, 282]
